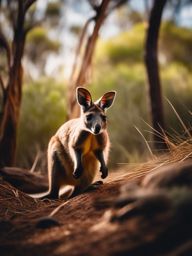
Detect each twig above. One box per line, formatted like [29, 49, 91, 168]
[134, 125, 154, 157]
[49, 201, 68, 217]
[24, 0, 37, 13]
[0, 74, 5, 93]
[166, 97, 191, 137]
[30, 151, 41, 173]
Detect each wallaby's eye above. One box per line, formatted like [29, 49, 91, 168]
[86, 114, 93, 122]
[101, 115, 107, 121]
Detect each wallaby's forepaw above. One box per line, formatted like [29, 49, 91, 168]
[100, 166, 108, 179]
[73, 166, 83, 179]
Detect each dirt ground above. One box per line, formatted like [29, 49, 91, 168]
[1, 161, 192, 256]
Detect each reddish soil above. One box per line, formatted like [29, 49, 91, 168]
[0, 163, 192, 256]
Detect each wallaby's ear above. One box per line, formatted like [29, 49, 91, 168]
[97, 91, 116, 111]
[76, 87, 92, 110]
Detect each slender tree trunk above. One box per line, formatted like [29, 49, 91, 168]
[0, 2, 25, 166]
[144, 0, 167, 150]
[0, 0, 37, 166]
[0, 64, 23, 166]
[68, 0, 110, 119]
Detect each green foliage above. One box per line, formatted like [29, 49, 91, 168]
[160, 22, 192, 69]
[26, 27, 61, 62]
[92, 22, 192, 166]
[16, 78, 67, 168]
[45, 1, 61, 17]
[70, 25, 82, 35]
[27, 26, 60, 50]
[128, 10, 144, 25]
[96, 23, 145, 64]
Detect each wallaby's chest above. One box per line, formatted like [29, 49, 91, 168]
[82, 134, 99, 155]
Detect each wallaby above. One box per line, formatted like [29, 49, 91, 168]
[31, 87, 116, 199]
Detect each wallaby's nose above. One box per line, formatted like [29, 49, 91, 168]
[94, 124, 101, 134]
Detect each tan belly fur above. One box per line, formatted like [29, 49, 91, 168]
[64, 134, 99, 188]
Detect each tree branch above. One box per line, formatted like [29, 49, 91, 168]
[24, 18, 45, 36]
[0, 30, 11, 69]
[88, 0, 101, 13]
[75, 0, 127, 84]
[69, 16, 95, 84]
[106, 0, 128, 16]
[76, 0, 110, 84]
[0, 74, 5, 94]
[24, 0, 37, 13]
[17, 0, 25, 27]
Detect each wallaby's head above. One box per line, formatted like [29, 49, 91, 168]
[76, 87, 116, 135]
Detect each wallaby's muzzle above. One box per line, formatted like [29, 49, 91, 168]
[92, 123, 101, 134]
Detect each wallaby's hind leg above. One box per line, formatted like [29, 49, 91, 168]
[46, 151, 62, 199]
[29, 151, 64, 199]
[40, 137, 65, 199]
[34, 151, 62, 200]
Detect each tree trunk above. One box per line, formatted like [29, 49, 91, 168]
[68, 0, 110, 119]
[0, 0, 36, 166]
[0, 66, 23, 166]
[144, 0, 167, 150]
[0, 32, 25, 167]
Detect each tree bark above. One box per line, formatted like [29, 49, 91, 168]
[144, 0, 167, 150]
[0, 62, 24, 166]
[0, 0, 36, 166]
[0, 26, 25, 166]
[0, 167, 48, 193]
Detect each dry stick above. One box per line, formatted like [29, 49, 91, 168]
[30, 151, 41, 173]
[166, 98, 191, 138]
[142, 120, 176, 151]
[141, 118, 166, 140]
[134, 125, 154, 158]
[149, 161, 169, 172]
[145, 129, 177, 147]
[141, 118, 169, 151]
[48, 201, 69, 217]
[179, 151, 192, 163]
[0, 101, 9, 140]
[164, 128, 183, 143]
[158, 125, 175, 150]
[0, 75, 5, 93]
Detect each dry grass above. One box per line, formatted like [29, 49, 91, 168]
[1, 136, 192, 223]
[109, 138, 192, 184]
[0, 137, 192, 255]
